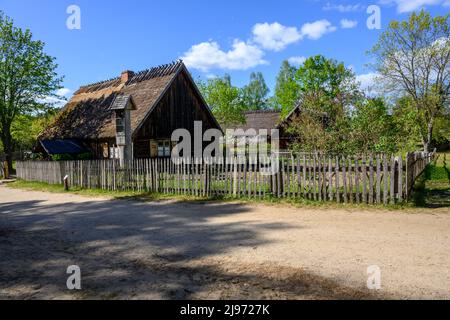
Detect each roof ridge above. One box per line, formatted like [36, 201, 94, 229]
[79, 76, 121, 90]
[77, 60, 183, 93]
[244, 109, 280, 114]
[126, 60, 183, 85]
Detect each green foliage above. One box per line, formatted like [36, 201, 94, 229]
[350, 98, 398, 153]
[51, 154, 74, 161]
[370, 10, 450, 152]
[295, 55, 361, 118]
[0, 11, 63, 167]
[274, 60, 300, 117]
[27, 153, 44, 161]
[76, 152, 92, 160]
[433, 114, 450, 147]
[50, 152, 92, 161]
[412, 154, 449, 208]
[197, 75, 245, 128]
[391, 96, 423, 151]
[286, 91, 350, 154]
[11, 112, 56, 151]
[241, 72, 270, 110]
[286, 55, 362, 154]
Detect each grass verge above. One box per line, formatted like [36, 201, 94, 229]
[7, 179, 418, 211]
[411, 153, 449, 208]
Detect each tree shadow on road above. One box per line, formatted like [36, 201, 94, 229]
[0, 198, 388, 300]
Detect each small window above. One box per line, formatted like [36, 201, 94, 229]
[157, 140, 171, 157]
[109, 146, 119, 159]
[116, 117, 124, 133]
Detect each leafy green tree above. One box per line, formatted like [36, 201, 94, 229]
[294, 55, 361, 119]
[197, 75, 245, 128]
[0, 12, 63, 169]
[370, 10, 450, 152]
[284, 93, 330, 153]
[392, 96, 424, 152]
[242, 72, 269, 110]
[351, 98, 398, 153]
[284, 91, 353, 154]
[274, 60, 300, 117]
[11, 111, 56, 151]
[285, 55, 361, 153]
[433, 114, 450, 147]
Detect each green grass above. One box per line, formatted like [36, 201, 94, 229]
[411, 153, 450, 208]
[7, 180, 212, 202]
[7, 179, 413, 211]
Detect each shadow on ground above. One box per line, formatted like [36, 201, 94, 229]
[0, 198, 387, 300]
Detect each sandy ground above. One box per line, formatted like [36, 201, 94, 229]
[0, 184, 449, 300]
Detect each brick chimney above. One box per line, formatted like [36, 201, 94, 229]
[121, 70, 134, 83]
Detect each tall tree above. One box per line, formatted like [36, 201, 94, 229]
[274, 60, 300, 117]
[391, 96, 426, 151]
[295, 55, 360, 119]
[370, 10, 450, 152]
[242, 72, 269, 110]
[351, 98, 398, 153]
[0, 12, 62, 169]
[285, 55, 361, 153]
[197, 74, 245, 128]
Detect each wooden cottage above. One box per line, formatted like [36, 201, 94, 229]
[37, 61, 221, 159]
[228, 106, 330, 152]
[229, 110, 291, 150]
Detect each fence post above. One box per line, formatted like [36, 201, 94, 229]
[233, 157, 238, 197]
[390, 155, 396, 204]
[2, 161, 9, 179]
[398, 155, 403, 202]
[405, 152, 410, 199]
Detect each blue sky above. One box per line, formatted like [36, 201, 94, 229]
[1, 0, 449, 100]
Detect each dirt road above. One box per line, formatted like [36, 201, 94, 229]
[1, 185, 449, 299]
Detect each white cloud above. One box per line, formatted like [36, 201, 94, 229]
[288, 56, 307, 66]
[252, 22, 302, 51]
[356, 72, 379, 92]
[323, 2, 363, 12]
[379, 0, 448, 13]
[37, 88, 71, 106]
[181, 40, 267, 72]
[56, 88, 71, 96]
[183, 19, 339, 72]
[252, 20, 337, 51]
[340, 19, 358, 29]
[300, 20, 337, 40]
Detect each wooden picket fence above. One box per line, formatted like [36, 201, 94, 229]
[404, 150, 438, 198]
[15, 151, 436, 205]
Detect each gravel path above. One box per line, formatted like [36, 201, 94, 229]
[1, 185, 449, 299]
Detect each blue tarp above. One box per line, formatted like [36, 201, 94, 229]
[39, 139, 89, 155]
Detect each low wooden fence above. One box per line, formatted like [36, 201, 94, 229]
[404, 151, 438, 198]
[16, 151, 436, 205]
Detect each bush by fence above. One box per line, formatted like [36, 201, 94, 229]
[16, 151, 436, 205]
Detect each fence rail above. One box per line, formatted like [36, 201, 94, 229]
[15, 151, 436, 205]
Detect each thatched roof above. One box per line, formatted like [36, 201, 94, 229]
[230, 110, 281, 132]
[39, 60, 184, 140]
